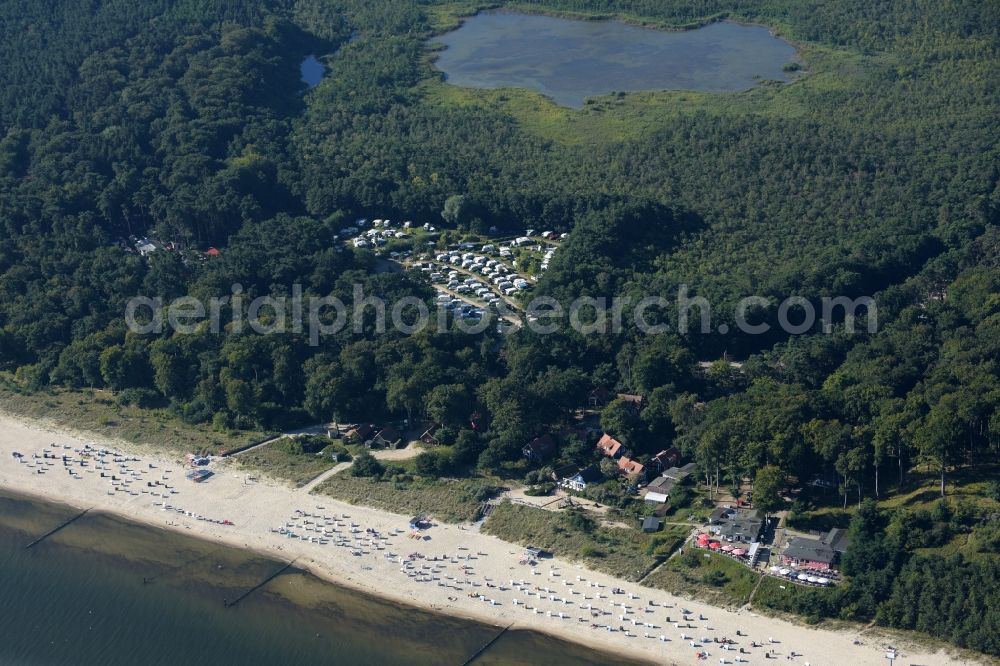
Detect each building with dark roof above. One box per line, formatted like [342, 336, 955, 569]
[662, 462, 697, 481]
[821, 527, 851, 556]
[781, 537, 837, 570]
[345, 423, 376, 443]
[643, 462, 697, 504]
[616, 393, 646, 414]
[641, 516, 662, 533]
[371, 426, 402, 449]
[650, 448, 682, 473]
[420, 424, 440, 444]
[715, 509, 763, 543]
[522, 435, 557, 462]
[709, 507, 733, 524]
[587, 387, 611, 408]
[560, 465, 603, 492]
[643, 475, 678, 503]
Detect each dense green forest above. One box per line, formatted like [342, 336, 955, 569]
[0, 0, 997, 655]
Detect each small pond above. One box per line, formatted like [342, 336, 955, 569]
[300, 54, 325, 88]
[432, 12, 799, 107]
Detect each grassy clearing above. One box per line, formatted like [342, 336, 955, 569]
[418, 60, 854, 147]
[482, 501, 687, 581]
[315, 473, 498, 523]
[648, 524, 691, 560]
[0, 376, 266, 456]
[424, 1, 483, 32]
[789, 465, 1000, 561]
[665, 492, 717, 523]
[644, 549, 760, 608]
[798, 465, 1000, 518]
[232, 440, 341, 488]
[878, 465, 1000, 513]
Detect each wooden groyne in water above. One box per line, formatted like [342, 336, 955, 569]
[459, 622, 513, 666]
[142, 547, 225, 586]
[224, 558, 298, 608]
[26, 508, 91, 548]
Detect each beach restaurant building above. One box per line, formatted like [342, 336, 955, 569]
[713, 509, 764, 544]
[780, 528, 851, 571]
[781, 538, 836, 570]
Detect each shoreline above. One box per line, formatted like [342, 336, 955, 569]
[438, 4, 730, 35]
[426, 8, 807, 110]
[0, 485, 644, 665]
[0, 411, 984, 666]
[432, 5, 808, 60]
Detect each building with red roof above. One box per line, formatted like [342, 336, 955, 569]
[595, 433, 623, 458]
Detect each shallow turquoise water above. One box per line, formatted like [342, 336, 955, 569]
[433, 12, 798, 107]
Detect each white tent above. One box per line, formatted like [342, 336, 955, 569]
[644, 491, 669, 504]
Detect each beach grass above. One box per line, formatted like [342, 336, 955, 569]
[643, 548, 761, 608]
[0, 375, 266, 456]
[314, 473, 498, 523]
[482, 501, 687, 581]
[232, 440, 342, 488]
[750, 574, 841, 622]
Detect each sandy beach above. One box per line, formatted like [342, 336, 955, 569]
[0, 412, 985, 666]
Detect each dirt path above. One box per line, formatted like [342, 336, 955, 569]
[297, 443, 422, 493]
[227, 423, 335, 458]
[299, 461, 352, 493]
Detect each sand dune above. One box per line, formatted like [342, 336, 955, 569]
[0, 412, 984, 666]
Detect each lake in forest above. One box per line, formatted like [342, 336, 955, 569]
[432, 12, 799, 107]
[300, 54, 324, 88]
